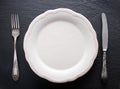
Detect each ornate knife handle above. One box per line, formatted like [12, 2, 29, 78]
[101, 51, 108, 83]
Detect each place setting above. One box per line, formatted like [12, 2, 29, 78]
[10, 8, 109, 84]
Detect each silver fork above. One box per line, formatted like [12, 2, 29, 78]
[11, 14, 20, 81]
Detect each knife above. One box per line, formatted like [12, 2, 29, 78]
[101, 13, 108, 83]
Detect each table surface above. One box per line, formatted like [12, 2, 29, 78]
[0, 0, 120, 89]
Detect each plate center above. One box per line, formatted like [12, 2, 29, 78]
[36, 20, 85, 70]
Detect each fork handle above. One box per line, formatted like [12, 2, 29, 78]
[101, 51, 108, 83]
[12, 38, 19, 81]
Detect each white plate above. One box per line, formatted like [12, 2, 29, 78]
[24, 8, 98, 83]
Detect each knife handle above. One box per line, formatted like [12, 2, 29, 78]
[101, 51, 108, 83]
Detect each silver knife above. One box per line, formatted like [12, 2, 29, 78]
[101, 13, 108, 83]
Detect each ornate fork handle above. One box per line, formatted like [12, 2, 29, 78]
[12, 37, 19, 81]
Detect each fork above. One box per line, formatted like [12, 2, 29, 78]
[11, 14, 20, 81]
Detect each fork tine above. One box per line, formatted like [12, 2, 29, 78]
[16, 14, 20, 29]
[11, 14, 14, 29]
[12, 14, 16, 29]
[14, 14, 17, 29]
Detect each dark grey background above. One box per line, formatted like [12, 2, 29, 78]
[0, 0, 120, 89]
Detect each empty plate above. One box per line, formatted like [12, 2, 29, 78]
[24, 8, 98, 83]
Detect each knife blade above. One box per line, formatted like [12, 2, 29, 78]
[101, 13, 108, 83]
[102, 13, 108, 51]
